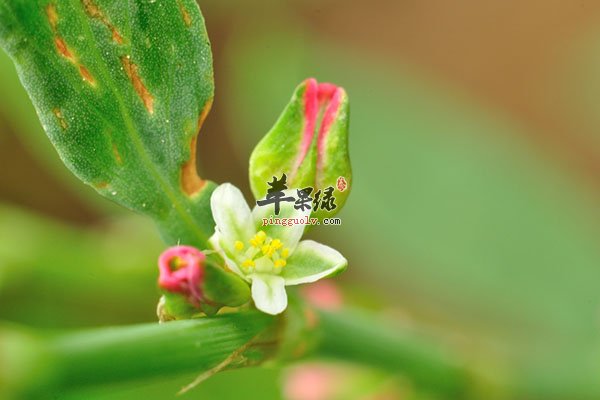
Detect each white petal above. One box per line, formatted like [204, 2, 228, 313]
[282, 240, 347, 285]
[208, 231, 222, 251]
[251, 274, 288, 315]
[209, 231, 245, 278]
[210, 183, 255, 249]
[251, 189, 311, 251]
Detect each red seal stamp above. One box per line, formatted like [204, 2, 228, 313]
[336, 176, 348, 192]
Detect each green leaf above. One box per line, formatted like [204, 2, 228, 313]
[0, 0, 216, 247]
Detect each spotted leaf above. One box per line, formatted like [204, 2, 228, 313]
[0, 0, 215, 246]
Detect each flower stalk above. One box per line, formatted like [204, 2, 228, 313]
[0, 307, 474, 399]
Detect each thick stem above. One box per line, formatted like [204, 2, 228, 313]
[2, 308, 474, 399]
[316, 309, 471, 397]
[14, 312, 275, 398]
[54, 312, 272, 385]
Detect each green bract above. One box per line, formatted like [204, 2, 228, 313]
[0, 0, 215, 247]
[249, 78, 352, 220]
[209, 183, 347, 315]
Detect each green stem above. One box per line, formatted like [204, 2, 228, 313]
[48, 312, 273, 389]
[1, 308, 474, 399]
[0, 312, 275, 399]
[316, 309, 470, 397]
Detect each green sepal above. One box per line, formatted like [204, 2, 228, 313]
[201, 255, 251, 308]
[157, 293, 198, 321]
[312, 91, 351, 222]
[250, 81, 315, 197]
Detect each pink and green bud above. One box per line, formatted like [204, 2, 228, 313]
[249, 78, 352, 219]
[158, 246, 205, 306]
[157, 246, 251, 319]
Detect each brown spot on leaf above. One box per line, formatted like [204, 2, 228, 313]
[177, 0, 192, 27]
[107, 130, 123, 165]
[180, 100, 212, 196]
[81, 0, 124, 44]
[121, 56, 154, 114]
[197, 99, 213, 132]
[81, 0, 100, 18]
[111, 30, 124, 44]
[79, 66, 96, 85]
[52, 108, 68, 130]
[112, 143, 123, 164]
[46, 3, 97, 87]
[54, 37, 73, 60]
[46, 4, 59, 30]
[181, 136, 204, 196]
[94, 181, 109, 189]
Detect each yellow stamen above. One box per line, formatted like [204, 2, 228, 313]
[261, 244, 274, 256]
[236, 232, 288, 273]
[250, 231, 267, 247]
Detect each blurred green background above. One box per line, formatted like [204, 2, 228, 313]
[1, 0, 600, 399]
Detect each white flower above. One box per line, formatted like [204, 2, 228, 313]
[208, 183, 347, 315]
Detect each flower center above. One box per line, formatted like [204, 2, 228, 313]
[233, 230, 290, 274]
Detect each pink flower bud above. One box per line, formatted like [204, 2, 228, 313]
[301, 281, 343, 311]
[158, 246, 205, 306]
[249, 78, 351, 220]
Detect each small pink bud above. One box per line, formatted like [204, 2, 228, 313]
[284, 363, 341, 400]
[301, 281, 344, 311]
[158, 246, 205, 306]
